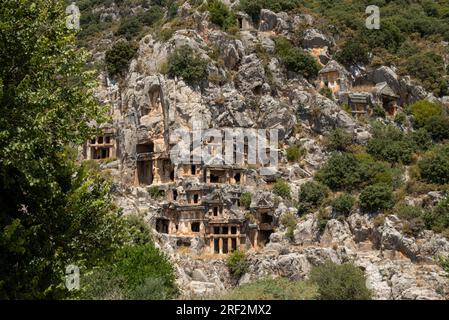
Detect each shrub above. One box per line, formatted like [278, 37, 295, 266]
[423, 195, 449, 234]
[167, 45, 208, 85]
[272, 178, 291, 199]
[316, 153, 363, 191]
[366, 123, 415, 164]
[148, 185, 164, 198]
[335, 41, 369, 67]
[80, 243, 177, 299]
[208, 0, 237, 31]
[394, 204, 426, 237]
[116, 18, 142, 40]
[394, 112, 406, 126]
[418, 144, 449, 185]
[359, 183, 394, 213]
[274, 37, 320, 80]
[226, 250, 248, 277]
[410, 128, 432, 151]
[240, 191, 252, 208]
[105, 40, 138, 77]
[331, 193, 355, 217]
[324, 128, 353, 152]
[280, 212, 297, 241]
[297, 181, 329, 215]
[410, 100, 442, 128]
[138, 6, 165, 26]
[219, 277, 318, 300]
[425, 115, 449, 142]
[404, 52, 445, 93]
[286, 145, 302, 162]
[319, 86, 333, 99]
[372, 104, 386, 118]
[309, 261, 372, 300]
[317, 209, 331, 232]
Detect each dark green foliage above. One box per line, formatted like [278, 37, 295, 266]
[331, 193, 356, 217]
[394, 112, 406, 126]
[208, 0, 237, 31]
[372, 104, 386, 118]
[80, 244, 177, 299]
[116, 18, 142, 40]
[272, 178, 291, 199]
[280, 212, 297, 241]
[167, 46, 209, 85]
[359, 183, 394, 213]
[286, 145, 303, 162]
[297, 181, 329, 215]
[425, 115, 449, 142]
[309, 261, 372, 300]
[317, 152, 403, 192]
[226, 250, 248, 277]
[404, 52, 446, 93]
[137, 6, 165, 26]
[410, 100, 443, 128]
[0, 0, 122, 299]
[105, 40, 138, 77]
[324, 128, 353, 152]
[316, 153, 362, 191]
[240, 191, 252, 208]
[319, 86, 333, 99]
[362, 20, 405, 52]
[423, 195, 449, 235]
[418, 144, 449, 185]
[148, 185, 164, 198]
[366, 123, 415, 164]
[317, 209, 331, 232]
[410, 128, 432, 151]
[394, 204, 426, 237]
[274, 37, 320, 80]
[335, 41, 369, 67]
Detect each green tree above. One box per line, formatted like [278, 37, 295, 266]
[324, 128, 353, 152]
[208, 0, 237, 31]
[410, 100, 443, 128]
[335, 41, 369, 67]
[331, 193, 356, 217]
[105, 40, 138, 77]
[366, 123, 415, 164]
[309, 261, 372, 300]
[167, 45, 209, 85]
[359, 183, 394, 213]
[0, 0, 125, 299]
[227, 250, 248, 277]
[297, 181, 329, 215]
[272, 178, 291, 199]
[240, 191, 252, 208]
[418, 144, 449, 185]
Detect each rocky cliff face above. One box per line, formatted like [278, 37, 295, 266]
[91, 3, 449, 300]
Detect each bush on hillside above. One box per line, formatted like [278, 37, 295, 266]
[418, 144, 449, 185]
[226, 250, 248, 277]
[309, 261, 372, 300]
[240, 191, 252, 208]
[410, 100, 443, 128]
[272, 178, 291, 199]
[297, 181, 329, 215]
[324, 128, 353, 152]
[331, 193, 356, 217]
[105, 40, 138, 77]
[359, 183, 394, 213]
[208, 0, 237, 31]
[167, 46, 208, 85]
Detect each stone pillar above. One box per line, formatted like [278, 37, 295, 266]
[210, 237, 214, 254]
[219, 238, 223, 254]
[228, 238, 232, 252]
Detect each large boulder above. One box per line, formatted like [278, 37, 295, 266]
[300, 28, 335, 49]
